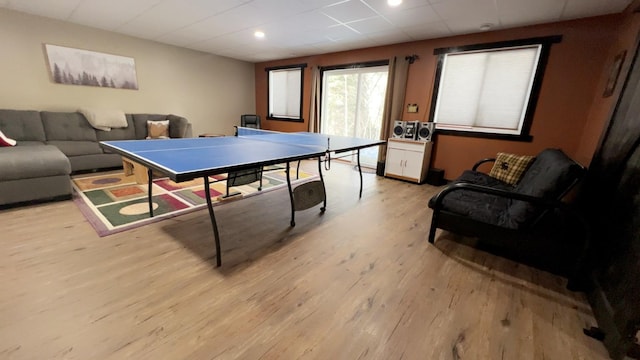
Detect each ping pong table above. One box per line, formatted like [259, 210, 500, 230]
[100, 127, 385, 266]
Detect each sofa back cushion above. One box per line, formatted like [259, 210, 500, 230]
[505, 148, 584, 228]
[0, 109, 46, 142]
[41, 112, 97, 142]
[96, 114, 136, 141]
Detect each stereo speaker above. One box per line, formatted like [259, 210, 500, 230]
[392, 120, 405, 138]
[417, 122, 435, 141]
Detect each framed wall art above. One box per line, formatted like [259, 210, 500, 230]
[44, 44, 139, 90]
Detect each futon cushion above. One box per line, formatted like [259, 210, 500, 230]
[489, 152, 535, 185]
[429, 171, 514, 226]
[505, 149, 584, 228]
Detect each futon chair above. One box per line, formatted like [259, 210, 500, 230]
[427, 148, 589, 286]
[240, 114, 261, 129]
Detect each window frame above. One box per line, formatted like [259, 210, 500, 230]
[428, 35, 562, 141]
[266, 63, 306, 122]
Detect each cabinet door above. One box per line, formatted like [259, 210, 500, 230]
[402, 150, 424, 180]
[385, 148, 405, 176]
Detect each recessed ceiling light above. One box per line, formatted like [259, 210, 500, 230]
[388, 0, 402, 7]
[254, 31, 265, 39]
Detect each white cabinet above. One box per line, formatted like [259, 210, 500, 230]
[384, 138, 433, 183]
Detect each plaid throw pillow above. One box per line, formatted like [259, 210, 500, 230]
[489, 152, 535, 185]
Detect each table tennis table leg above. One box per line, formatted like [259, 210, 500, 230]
[357, 149, 363, 198]
[204, 176, 222, 267]
[317, 157, 326, 212]
[286, 162, 296, 227]
[147, 168, 154, 217]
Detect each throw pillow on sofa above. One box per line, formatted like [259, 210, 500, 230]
[146, 120, 169, 139]
[489, 152, 535, 185]
[0, 130, 16, 147]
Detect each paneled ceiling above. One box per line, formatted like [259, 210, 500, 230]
[0, 0, 633, 62]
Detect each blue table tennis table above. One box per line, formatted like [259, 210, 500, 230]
[100, 127, 385, 266]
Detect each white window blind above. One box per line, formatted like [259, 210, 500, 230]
[269, 68, 302, 119]
[434, 45, 541, 135]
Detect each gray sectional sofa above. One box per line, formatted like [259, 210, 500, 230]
[0, 110, 192, 206]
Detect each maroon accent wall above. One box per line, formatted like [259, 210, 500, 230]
[255, 14, 638, 179]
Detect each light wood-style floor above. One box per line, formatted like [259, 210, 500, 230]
[0, 161, 609, 359]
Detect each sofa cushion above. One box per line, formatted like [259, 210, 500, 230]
[16, 141, 46, 146]
[41, 111, 98, 142]
[0, 109, 46, 141]
[0, 145, 70, 181]
[47, 140, 103, 157]
[96, 114, 136, 141]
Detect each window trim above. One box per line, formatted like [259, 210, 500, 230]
[266, 63, 307, 122]
[428, 35, 562, 141]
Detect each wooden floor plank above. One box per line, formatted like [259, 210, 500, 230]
[0, 161, 609, 359]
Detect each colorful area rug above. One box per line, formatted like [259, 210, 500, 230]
[72, 166, 318, 236]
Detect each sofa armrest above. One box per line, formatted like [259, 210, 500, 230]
[166, 115, 192, 138]
[472, 158, 496, 171]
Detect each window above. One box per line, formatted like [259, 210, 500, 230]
[320, 61, 388, 167]
[430, 36, 561, 140]
[267, 64, 306, 122]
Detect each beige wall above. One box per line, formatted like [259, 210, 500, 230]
[0, 8, 255, 136]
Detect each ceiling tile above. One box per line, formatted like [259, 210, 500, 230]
[321, 0, 379, 23]
[383, 4, 442, 27]
[366, 29, 414, 45]
[117, 0, 249, 38]
[346, 16, 394, 34]
[362, 0, 431, 15]
[496, 0, 564, 27]
[161, 3, 269, 45]
[270, 10, 341, 33]
[563, 0, 631, 20]
[402, 21, 451, 39]
[68, 0, 164, 31]
[432, 0, 498, 21]
[324, 24, 364, 41]
[6, 0, 82, 20]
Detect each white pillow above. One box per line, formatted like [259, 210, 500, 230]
[78, 108, 128, 131]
